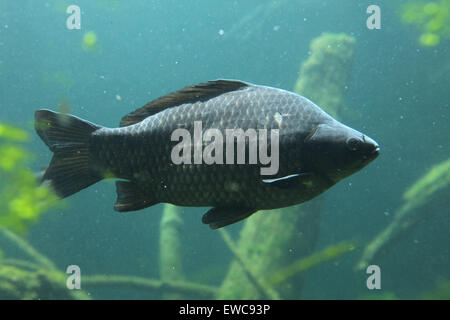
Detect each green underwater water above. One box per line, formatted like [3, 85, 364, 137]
[0, 0, 449, 299]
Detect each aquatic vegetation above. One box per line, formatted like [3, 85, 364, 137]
[403, 158, 450, 211]
[357, 158, 450, 270]
[83, 275, 217, 298]
[83, 31, 97, 48]
[0, 235, 213, 299]
[159, 204, 185, 299]
[0, 144, 28, 171]
[265, 241, 356, 288]
[401, 0, 450, 47]
[2, 0, 447, 301]
[0, 226, 215, 299]
[218, 228, 356, 299]
[294, 33, 355, 119]
[0, 227, 89, 299]
[218, 33, 357, 299]
[0, 227, 55, 269]
[0, 124, 29, 142]
[0, 264, 90, 300]
[0, 221, 356, 299]
[82, 31, 101, 53]
[217, 205, 313, 299]
[0, 124, 59, 234]
[421, 278, 450, 299]
[218, 227, 281, 300]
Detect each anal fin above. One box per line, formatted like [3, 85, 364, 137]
[202, 206, 256, 229]
[114, 180, 157, 212]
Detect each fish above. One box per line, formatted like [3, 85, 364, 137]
[34, 79, 380, 229]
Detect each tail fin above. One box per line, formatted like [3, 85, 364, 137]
[35, 109, 102, 198]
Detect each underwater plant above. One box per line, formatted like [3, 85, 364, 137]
[0, 224, 216, 299]
[0, 203, 356, 299]
[159, 204, 185, 299]
[401, 0, 450, 47]
[82, 31, 101, 53]
[0, 264, 90, 300]
[294, 33, 355, 119]
[0, 226, 90, 299]
[264, 241, 356, 289]
[0, 124, 59, 234]
[402, 158, 450, 211]
[357, 158, 450, 270]
[421, 278, 450, 299]
[217, 33, 356, 299]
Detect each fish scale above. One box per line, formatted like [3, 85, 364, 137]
[90, 85, 328, 209]
[35, 79, 379, 229]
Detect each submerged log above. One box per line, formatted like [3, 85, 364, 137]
[217, 33, 356, 299]
[357, 158, 450, 270]
[159, 204, 185, 299]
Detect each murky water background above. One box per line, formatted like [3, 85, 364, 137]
[0, 0, 448, 299]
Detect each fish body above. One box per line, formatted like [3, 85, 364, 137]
[35, 80, 379, 228]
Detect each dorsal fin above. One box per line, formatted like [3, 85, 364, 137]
[119, 79, 249, 127]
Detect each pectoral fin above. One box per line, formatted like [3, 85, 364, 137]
[262, 173, 312, 189]
[114, 180, 158, 212]
[202, 206, 257, 229]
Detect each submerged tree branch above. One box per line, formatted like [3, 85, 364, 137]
[0, 258, 42, 271]
[266, 241, 356, 288]
[159, 204, 185, 299]
[0, 227, 55, 270]
[219, 229, 280, 300]
[356, 158, 450, 270]
[82, 275, 217, 299]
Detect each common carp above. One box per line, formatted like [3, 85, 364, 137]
[35, 80, 379, 229]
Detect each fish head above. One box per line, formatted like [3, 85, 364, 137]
[303, 122, 380, 183]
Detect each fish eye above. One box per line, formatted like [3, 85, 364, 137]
[346, 138, 362, 151]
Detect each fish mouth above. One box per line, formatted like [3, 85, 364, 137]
[363, 147, 380, 161]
